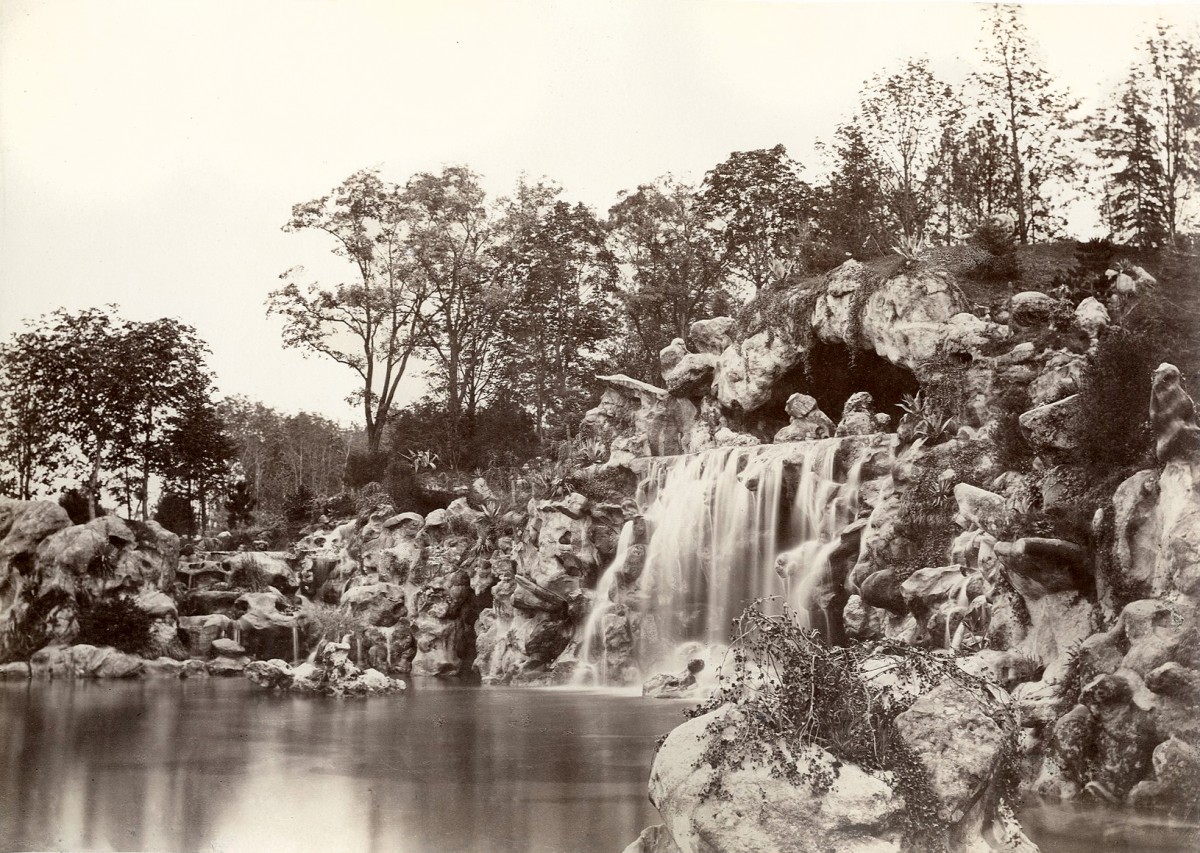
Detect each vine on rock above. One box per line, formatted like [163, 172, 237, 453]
[686, 603, 1015, 848]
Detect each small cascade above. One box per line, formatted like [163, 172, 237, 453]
[571, 523, 634, 686]
[291, 623, 300, 664]
[576, 437, 869, 685]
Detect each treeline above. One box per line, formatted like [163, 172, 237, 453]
[1, 5, 1196, 530]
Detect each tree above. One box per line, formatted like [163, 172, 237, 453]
[975, 3, 1081, 243]
[270, 169, 424, 454]
[224, 480, 256, 530]
[0, 308, 219, 519]
[403, 166, 504, 459]
[855, 57, 960, 244]
[608, 176, 733, 380]
[160, 394, 234, 532]
[814, 121, 890, 258]
[493, 180, 618, 444]
[697, 145, 818, 291]
[1092, 22, 1200, 246]
[1094, 70, 1172, 248]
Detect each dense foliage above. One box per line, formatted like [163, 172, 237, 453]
[74, 598, 153, 655]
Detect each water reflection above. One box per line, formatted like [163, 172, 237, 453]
[0, 679, 689, 853]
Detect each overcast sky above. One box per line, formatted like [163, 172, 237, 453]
[2, 0, 1197, 425]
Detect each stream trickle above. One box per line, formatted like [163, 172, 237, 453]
[576, 438, 865, 685]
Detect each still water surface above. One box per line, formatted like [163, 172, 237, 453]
[1, 679, 1197, 853]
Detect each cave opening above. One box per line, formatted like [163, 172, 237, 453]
[753, 341, 922, 437]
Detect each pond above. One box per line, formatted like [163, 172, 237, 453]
[1, 679, 1196, 853]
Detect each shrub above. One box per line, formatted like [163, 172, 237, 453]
[969, 220, 1020, 283]
[154, 491, 196, 536]
[1076, 326, 1157, 468]
[283, 485, 315, 525]
[224, 480, 256, 530]
[991, 389, 1034, 472]
[298, 601, 369, 644]
[59, 487, 104, 524]
[228, 556, 272, 591]
[75, 597, 153, 654]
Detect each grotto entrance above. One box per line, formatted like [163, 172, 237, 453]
[757, 340, 921, 436]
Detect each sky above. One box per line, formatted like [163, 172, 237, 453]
[2, 0, 1198, 426]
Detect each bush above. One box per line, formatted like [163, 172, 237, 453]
[224, 481, 256, 530]
[1077, 326, 1157, 468]
[59, 487, 104, 524]
[154, 491, 196, 536]
[75, 597, 153, 654]
[970, 220, 1020, 283]
[283, 485, 315, 525]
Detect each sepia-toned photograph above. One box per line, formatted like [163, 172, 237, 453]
[1, 1, 1198, 851]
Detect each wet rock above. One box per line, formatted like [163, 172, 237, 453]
[1127, 737, 1200, 813]
[207, 655, 250, 676]
[860, 569, 906, 615]
[178, 613, 233, 657]
[143, 657, 188, 678]
[642, 659, 704, 699]
[0, 661, 29, 679]
[233, 589, 297, 660]
[28, 644, 145, 679]
[995, 537, 1091, 599]
[211, 637, 245, 656]
[339, 582, 406, 626]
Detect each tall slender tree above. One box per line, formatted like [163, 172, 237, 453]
[270, 169, 424, 455]
[975, 3, 1080, 243]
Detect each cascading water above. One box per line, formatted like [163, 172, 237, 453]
[574, 437, 866, 686]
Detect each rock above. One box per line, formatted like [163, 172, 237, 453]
[0, 660, 29, 679]
[1009, 291, 1063, 328]
[30, 644, 146, 679]
[860, 570, 906, 615]
[1127, 737, 1200, 812]
[1030, 352, 1085, 406]
[659, 338, 688, 373]
[233, 589, 297, 660]
[715, 331, 801, 415]
[1074, 297, 1109, 339]
[178, 613, 233, 657]
[774, 393, 835, 443]
[859, 270, 967, 369]
[688, 317, 736, 355]
[622, 824, 681, 853]
[649, 706, 905, 853]
[207, 655, 250, 676]
[943, 311, 1011, 357]
[994, 537, 1091, 600]
[835, 392, 878, 437]
[339, 582, 406, 626]
[1019, 394, 1081, 453]
[1151, 363, 1200, 463]
[143, 657, 187, 678]
[664, 353, 718, 398]
[953, 483, 1008, 534]
[134, 589, 176, 618]
[424, 509, 447, 528]
[642, 659, 704, 699]
[894, 679, 1007, 824]
[244, 659, 296, 689]
[211, 637, 245, 656]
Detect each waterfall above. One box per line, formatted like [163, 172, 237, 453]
[291, 623, 300, 664]
[576, 438, 865, 685]
[572, 523, 634, 686]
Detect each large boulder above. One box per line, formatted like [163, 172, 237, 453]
[649, 707, 905, 853]
[715, 331, 800, 414]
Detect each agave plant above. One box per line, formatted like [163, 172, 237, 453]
[898, 391, 956, 445]
[892, 231, 928, 265]
[402, 448, 440, 474]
